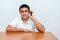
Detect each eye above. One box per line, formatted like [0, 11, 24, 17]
[25, 10, 28, 12]
[20, 11, 24, 13]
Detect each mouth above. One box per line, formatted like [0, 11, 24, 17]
[22, 15, 26, 17]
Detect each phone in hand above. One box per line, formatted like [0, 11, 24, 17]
[29, 11, 32, 16]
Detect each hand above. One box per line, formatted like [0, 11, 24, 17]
[17, 28, 32, 32]
[16, 28, 24, 32]
[29, 11, 35, 20]
[23, 29, 32, 32]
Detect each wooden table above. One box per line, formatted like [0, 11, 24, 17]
[0, 32, 57, 40]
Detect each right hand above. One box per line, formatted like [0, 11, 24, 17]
[23, 29, 32, 32]
[17, 28, 32, 32]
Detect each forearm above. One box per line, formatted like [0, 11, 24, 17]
[6, 25, 33, 32]
[6, 28, 24, 32]
[6, 25, 32, 32]
[6, 25, 24, 32]
[32, 18, 45, 32]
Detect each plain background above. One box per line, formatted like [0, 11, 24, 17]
[0, 0, 60, 40]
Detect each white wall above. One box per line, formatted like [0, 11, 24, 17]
[0, 0, 60, 40]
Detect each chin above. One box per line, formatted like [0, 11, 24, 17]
[22, 17, 27, 19]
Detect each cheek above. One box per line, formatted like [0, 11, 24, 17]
[26, 12, 29, 15]
[20, 13, 23, 16]
[26, 13, 29, 15]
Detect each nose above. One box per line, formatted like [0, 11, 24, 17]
[23, 12, 25, 14]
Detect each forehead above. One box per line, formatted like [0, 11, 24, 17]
[20, 7, 28, 11]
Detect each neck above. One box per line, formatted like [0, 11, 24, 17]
[22, 17, 29, 23]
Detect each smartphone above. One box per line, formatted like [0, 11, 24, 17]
[29, 11, 32, 16]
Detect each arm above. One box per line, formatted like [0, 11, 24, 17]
[31, 18, 45, 32]
[6, 25, 32, 32]
[6, 25, 24, 32]
[30, 11, 45, 32]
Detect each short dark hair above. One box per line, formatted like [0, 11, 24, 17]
[19, 4, 30, 12]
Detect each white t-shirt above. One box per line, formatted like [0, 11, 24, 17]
[9, 17, 38, 32]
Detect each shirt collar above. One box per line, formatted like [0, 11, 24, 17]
[20, 17, 30, 24]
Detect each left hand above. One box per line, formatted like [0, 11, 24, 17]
[29, 11, 35, 20]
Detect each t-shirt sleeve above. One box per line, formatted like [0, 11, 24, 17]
[9, 18, 17, 28]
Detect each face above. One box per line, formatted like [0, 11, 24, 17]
[20, 7, 29, 19]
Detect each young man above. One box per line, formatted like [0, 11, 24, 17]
[6, 4, 45, 32]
